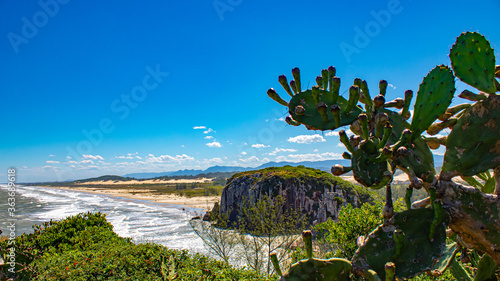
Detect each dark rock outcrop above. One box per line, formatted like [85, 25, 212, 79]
[220, 166, 376, 225]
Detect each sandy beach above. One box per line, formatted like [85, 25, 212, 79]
[43, 185, 220, 211]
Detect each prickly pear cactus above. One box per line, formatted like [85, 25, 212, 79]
[273, 231, 352, 281]
[268, 67, 363, 130]
[351, 208, 450, 279]
[266, 31, 500, 280]
[441, 94, 500, 180]
[450, 32, 497, 94]
[410, 65, 456, 140]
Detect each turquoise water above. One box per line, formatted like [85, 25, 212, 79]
[0, 185, 207, 254]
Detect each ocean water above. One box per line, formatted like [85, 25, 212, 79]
[0, 185, 207, 254]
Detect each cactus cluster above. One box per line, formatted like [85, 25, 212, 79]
[267, 31, 500, 280]
[272, 231, 352, 281]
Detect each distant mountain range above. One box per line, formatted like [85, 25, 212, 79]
[123, 159, 351, 179]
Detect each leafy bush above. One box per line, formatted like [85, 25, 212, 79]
[0, 212, 270, 280]
[314, 202, 384, 259]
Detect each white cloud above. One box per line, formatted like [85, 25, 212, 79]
[202, 157, 224, 165]
[147, 154, 195, 163]
[206, 141, 222, 148]
[116, 155, 133, 159]
[204, 128, 215, 134]
[193, 126, 206, 129]
[268, 148, 298, 156]
[241, 151, 247, 155]
[239, 156, 260, 163]
[325, 129, 354, 137]
[49, 154, 55, 157]
[80, 160, 94, 164]
[205, 136, 214, 139]
[288, 135, 326, 144]
[275, 152, 342, 162]
[82, 154, 104, 160]
[46, 160, 60, 164]
[314, 149, 319, 152]
[115, 153, 140, 160]
[251, 144, 270, 148]
[277, 117, 285, 122]
[388, 84, 397, 90]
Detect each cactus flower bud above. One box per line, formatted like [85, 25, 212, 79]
[315, 75, 323, 88]
[267, 88, 288, 106]
[291, 67, 301, 92]
[330, 104, 341, 127]
[397, 146, 409, 158]
[385, 262, 396, 281]
[384, 98, 405, 109]
[270, 253, 282, 277]
[358, 113, 369, 140]
[285, 116, 300, 126]
[317, 102, 328, 122]
[353, 78, 362, 87]
[278, 75, 294, 97]
[302, 230, 313, 259]
[327, 66, 336, 77]
[289, 80, 297, 94]
[346, 85, 360, 112]
[458, 89, 487, 101]
[321, 69, 329, 90]
[339, 130, 355, 153]
[373, 94, 386, 110]
[331, 164, 351, 176]
[294, 105, 305, 115]
[312, 86, 320, 104]
[379, 80, 388, 96]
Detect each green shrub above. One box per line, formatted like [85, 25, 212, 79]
[0, 212, 270, 280]
[314, 202, 384, 259]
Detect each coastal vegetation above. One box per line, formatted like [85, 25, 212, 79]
[0, 212, 269, 280]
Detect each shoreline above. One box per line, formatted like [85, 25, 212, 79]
[38, 185, 220, 212]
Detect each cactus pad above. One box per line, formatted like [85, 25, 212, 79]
[268, 68, 363, 131]
[410, 65, 456, 140]
[427, 243, 459, 277]
[441, 93, 500, 179]
[279, 230, 352, 281]
[450, 32, 497, 94]
[351, 208, 450, 280]
[280, 258, 352, 281]
[351, 141, 393, 189]
[383, 110, 436, 183]
[288, 88, 363, 130]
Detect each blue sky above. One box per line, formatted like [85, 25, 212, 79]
[1, 0, 498, 182]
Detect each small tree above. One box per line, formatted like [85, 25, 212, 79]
[190, 207, 238, 264]
[236, 195, 310, 275]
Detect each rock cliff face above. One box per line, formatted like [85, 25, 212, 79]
[220, 166, 375, 225]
